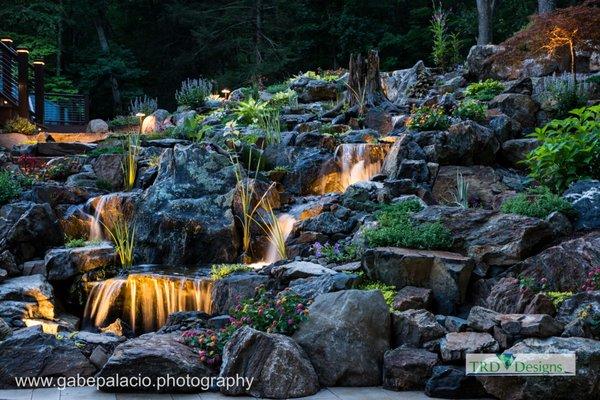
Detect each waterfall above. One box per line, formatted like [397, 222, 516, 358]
[83, 273, 213, 334]
[88, 194, 114, 241]
[336, 143, 384, 191]
[264, 213, 297, 264]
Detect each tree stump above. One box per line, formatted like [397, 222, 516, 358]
[347, 50, 391, 111]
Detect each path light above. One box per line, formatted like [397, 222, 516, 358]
[135, 112, 145, 134]
[221, 88, 231, 100]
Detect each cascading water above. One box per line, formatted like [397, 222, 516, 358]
[83, 273, 213, 334]
[88, 193, 115, 241]
[336, 143, 385, 191]
[264, 213, 297, 264]
[313, 143, 387, 194]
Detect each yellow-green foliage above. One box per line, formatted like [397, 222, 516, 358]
[210, 264, 252, 280]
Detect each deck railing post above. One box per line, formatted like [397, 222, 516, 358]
[1, 38, 13, 102]
[16, 47, 29, 119]
[33, 60, 45, 125]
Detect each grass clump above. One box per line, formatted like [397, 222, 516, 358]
[464, 79, 504, 101]
[0, 171, 22, 206]
[87, 145, 125, 158]
[102, 214, 135, 269]
[108, 115, 138, 131]
[210, 264, 252, 280]
[500, 186, 576, 219]
[365, 199, 453, 250]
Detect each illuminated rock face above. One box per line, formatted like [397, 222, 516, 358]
[83, 273, 213, 334]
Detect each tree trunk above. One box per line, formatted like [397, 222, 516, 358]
[538, 0, 556, 14]
[94, 16, 122, 113]
[476, 0, 494, 45]
[253, 0, 263, 85]
[347, 50, 389, 112]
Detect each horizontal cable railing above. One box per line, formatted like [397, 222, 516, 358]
[36, 92, 88, 126]
[0, 41, 18, 104]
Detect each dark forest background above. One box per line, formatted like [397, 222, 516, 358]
[0, 0, 581, 118]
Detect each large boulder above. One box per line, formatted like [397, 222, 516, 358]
[290, 77, 338, 103]
[489, 93, 539, 128]
[135, 144, 240, 265]
[478, 337, 600, 400]
[466, 45, 505, 80]
[91, 154, 124, 190]
[0, 202, 63, 264]
[486, 277, 556, 315]
[219, 326, 319, 399]
[86, 119, 109, 133]
[383, 347, 438, 391]
[556, 291, 600, 339]
[0, 274, 54, 323]
[392, 309, 447, 347]
[45, 242, 117, 281]
[97, 333, 214, 392]
[293, 289, 390, 386]
[381, 61, 432, 105]
[288, 273, 358, 300]
[362, 247, 473, 314]
[412, 206, 554, 268]
[563, 180, 600, 230]
[0, 327, 95, 388]
[501, 138, 540, 169]
[432, 165, 514, 209]
[518, 232, 600, 291]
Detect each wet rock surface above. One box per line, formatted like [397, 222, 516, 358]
[293, 290, 390, 386]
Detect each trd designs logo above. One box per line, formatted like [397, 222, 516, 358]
[466, 353, 576, 376]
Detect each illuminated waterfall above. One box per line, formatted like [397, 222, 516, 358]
[83, 273, 213, 334]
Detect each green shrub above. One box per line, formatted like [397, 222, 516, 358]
[175, 78, 212, 108]
[524, 105, 600, 193]
[0, 171, 22, 205]
[464, 79, 504, 101]
[453, 99, 487, 122]
[265, 83, 289, 94]
[235, 98, 268, 124]
[108, 115, 138, 131]
[365, 200, 453, 250]
[540, 80, 588, 119]
[312, 241, 361, 264]
[210, 264, 252, 280]
[545, 291, 573, 307]
[500, 186, 576, 219]
[358, 280, 396, 308]
[586, 75, 600, 84]
[65, 237, 87, 248]
[240, 86, 259, 100]
[95, 179, 114, 191]
[87, 145, 125, 157]
[3, 117, 37, 135]
[268, 89, 298, 109]
[406, 105, 450, 131]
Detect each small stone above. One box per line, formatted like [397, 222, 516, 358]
[467, 306, 500, 332]
[425, 365, 487, 399]
[440, 332, 499, 362]
[392, 286, 433, 311]
[392, 309, 447, 347]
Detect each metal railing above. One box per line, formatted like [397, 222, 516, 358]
[0, 41, 18, 105]
[33, 93, 89, 126]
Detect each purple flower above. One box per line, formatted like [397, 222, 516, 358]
[313, 242, 323, 257]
